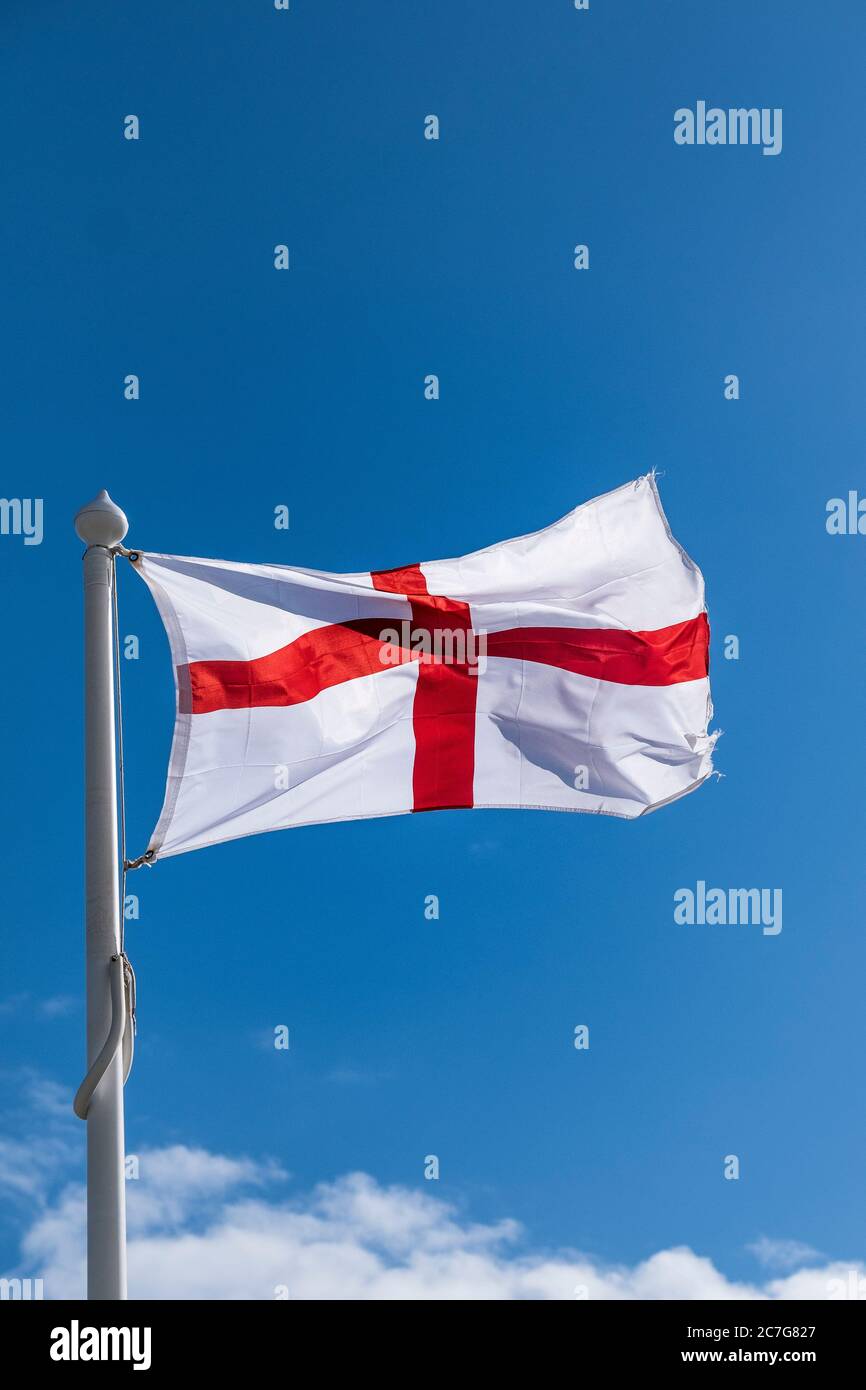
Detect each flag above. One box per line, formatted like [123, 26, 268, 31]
[135, 474, 716, 859]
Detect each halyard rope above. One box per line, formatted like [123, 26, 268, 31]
[116, 549, 152, 874]
[111, 552, 130, 953]
[111, 551, 137, 1041]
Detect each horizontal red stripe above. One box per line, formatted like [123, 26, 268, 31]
[485, 613, 709, 687]
[186, 619, 416, 715]
[184, 612, 709, 714]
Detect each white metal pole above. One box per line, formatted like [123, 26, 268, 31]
[74, 490, 129, 1301]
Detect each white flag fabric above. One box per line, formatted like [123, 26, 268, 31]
[135, 475, 716, 859]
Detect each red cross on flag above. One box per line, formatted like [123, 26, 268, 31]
[135, 475, 717, 859]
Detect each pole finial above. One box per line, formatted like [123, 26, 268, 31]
[74, 490, 129, 547]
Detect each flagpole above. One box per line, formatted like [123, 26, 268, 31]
[74, 490, 129, 1301]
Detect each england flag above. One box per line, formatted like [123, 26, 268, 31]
[135, 475, 717, 859]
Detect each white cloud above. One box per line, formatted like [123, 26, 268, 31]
[8, 1144, 865, 1301]
[123, 1146, 287, 1235]
[24, 1076, 74, 1120]
[747, 1236, 823, 1271]
[39, 996, 77, 1019]
[0, 994, 78, 1019]
[1, 1075, 863, 1301]
[0, 1070, 79, 1202]
[766, 1265, 866, 1300]
[325, 1065, 394, 1086]
[0, 1135, 76, 1202]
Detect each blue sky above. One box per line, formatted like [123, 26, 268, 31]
[1, 2, 864, 1298]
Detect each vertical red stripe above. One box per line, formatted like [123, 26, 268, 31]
[370, 563, 430, 597]
[372, 564, 477, 812]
